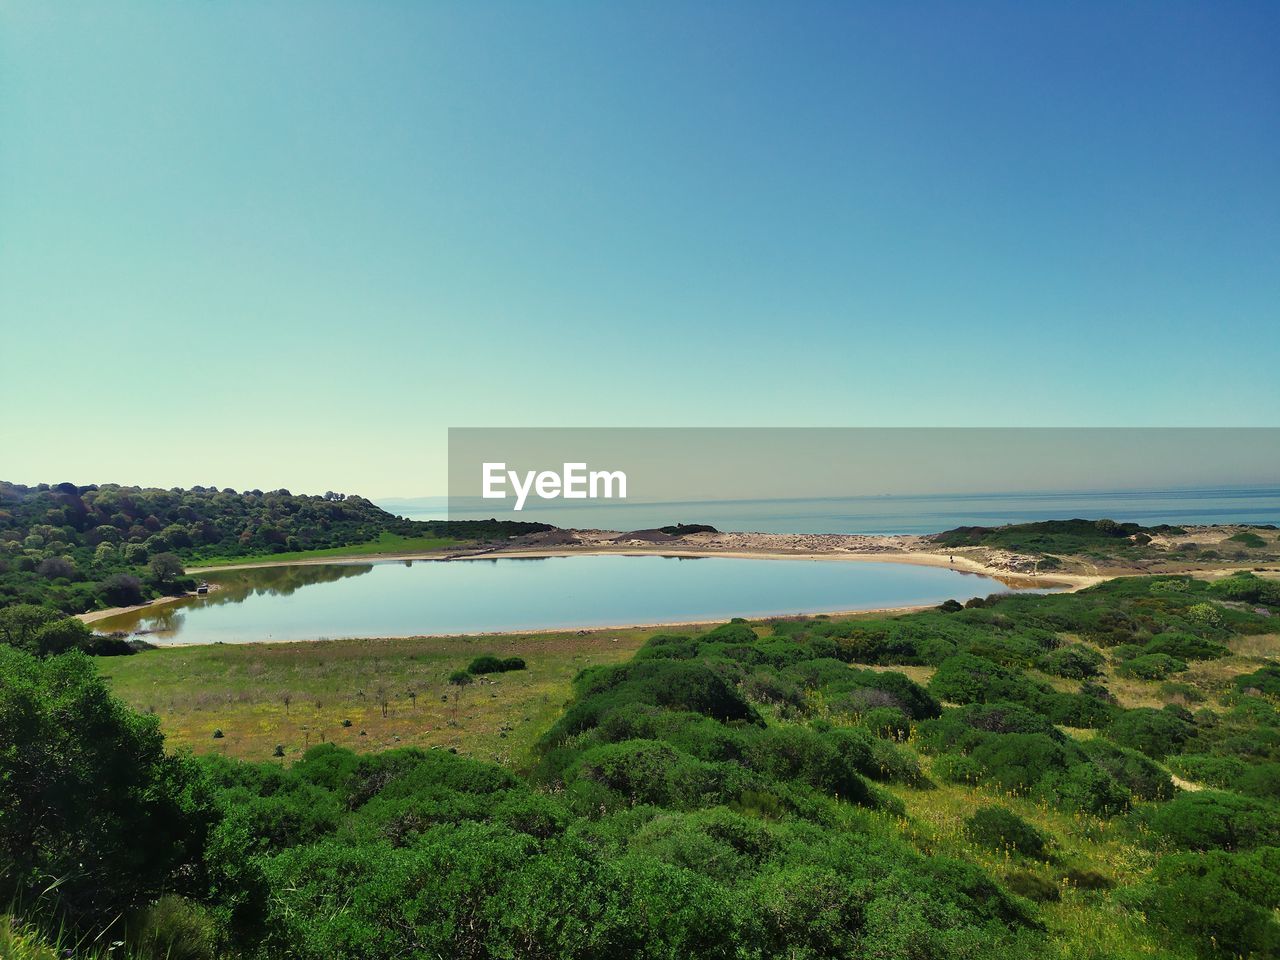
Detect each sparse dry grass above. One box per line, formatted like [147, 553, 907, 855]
[1229, 631, 1280, 659]
[851, 662, 936, 685]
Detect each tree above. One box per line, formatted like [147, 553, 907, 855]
[448, 670, 473, 722]
[101, 573, 145, 607]
[0, 604, 59, 652]
[37, 556, 76, 580]
[0, 648, 210, 931]
[149, 552, 184, 585]
[33, 617, 95, 657]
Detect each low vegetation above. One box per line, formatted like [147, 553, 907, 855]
[932, 518, 1184, 553]
[4, 568, 1280, 958]
[932, 518, 1280, 572]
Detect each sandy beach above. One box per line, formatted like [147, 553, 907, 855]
[175, 528, 1102, 588]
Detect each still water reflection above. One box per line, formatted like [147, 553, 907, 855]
[93, 554, 1042, 645]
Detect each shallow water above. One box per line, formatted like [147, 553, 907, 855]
[93, 554, 1048, 645]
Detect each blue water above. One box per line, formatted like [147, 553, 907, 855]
[95, 555, 1033, 645]
[382, 487, 1280, 535]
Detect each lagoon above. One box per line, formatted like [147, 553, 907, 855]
[93, 554, 1045, 645]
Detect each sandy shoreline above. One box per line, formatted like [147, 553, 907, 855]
[174, 536, 1099, 590]
[80, 584, 222, 625]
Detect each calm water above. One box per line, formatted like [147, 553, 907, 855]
[94, 555, 1036, 645]
[383, 487, 1280, 534]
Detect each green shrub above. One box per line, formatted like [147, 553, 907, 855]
[1186, 603, 1223, 627]
[970, 734, 1068, 794]
[931, 753, 984, 785]
[570, 739, 744, 809]
[467, 654, 526, 675]
[1107, 708, 1193, 759]
[1235, 663, 1280, 697]
[1038, 644, 1103, 679]
[1143, 632, 1229, 661]
[1209, 571, 1280, 604]
[1143, 791, 1280, 851]
[1039, 761, 1130, 816]
[928, 654, 1040, 705]
[1115, 653, 1187, 681]
[740, 671, 805, 710]
[0, 648, 209, 932]
[1134, 849, 1280, 957]
[745, 725, 873, 804]
[861, 706, 910, 739]
[1167, 753, 1247, 789]
[964, 806, 1049, 859]
[1080, 738, 1173, 801]
[1238, 763, 1280, 801]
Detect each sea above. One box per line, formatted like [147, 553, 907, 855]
[378, 486, 1280, 536]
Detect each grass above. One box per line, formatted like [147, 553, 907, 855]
[0, 917, 59, 960]
[100, 624, 669, 769]
[185, 531, 465, 569]
[884, 768, 1191, 960]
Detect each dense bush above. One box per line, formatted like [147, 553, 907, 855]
[1133, 848, 1280, 957]
[1142, 632, 1229, 661]
[1038, 644, 1103, 679]
[1142, 791, 1280, 851]
[928, 654, 1041, 705]
[1107, 707, 1194, 760]
[1207, 571, 1280, 606]
[1079, 738, 1174, 801]
[1115, 653, 1188, 680]
[0, 648, 211, 931]
[467, 655, 527, 675]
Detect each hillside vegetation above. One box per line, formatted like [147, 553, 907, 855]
[4, 571, 1280, 959]
[0, 482, 549, 615]
[932, 518, 1185, 553]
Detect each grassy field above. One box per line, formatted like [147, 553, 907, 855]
[185, 531, 464, 568]
[880, 766, 1168, 959]
[101, 624, 672, 769]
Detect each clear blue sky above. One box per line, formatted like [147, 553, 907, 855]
[2, 2, 1277, 496]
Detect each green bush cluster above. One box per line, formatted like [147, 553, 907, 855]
[467, 655, 527, 675]
[1130, 848, 1280, 957]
